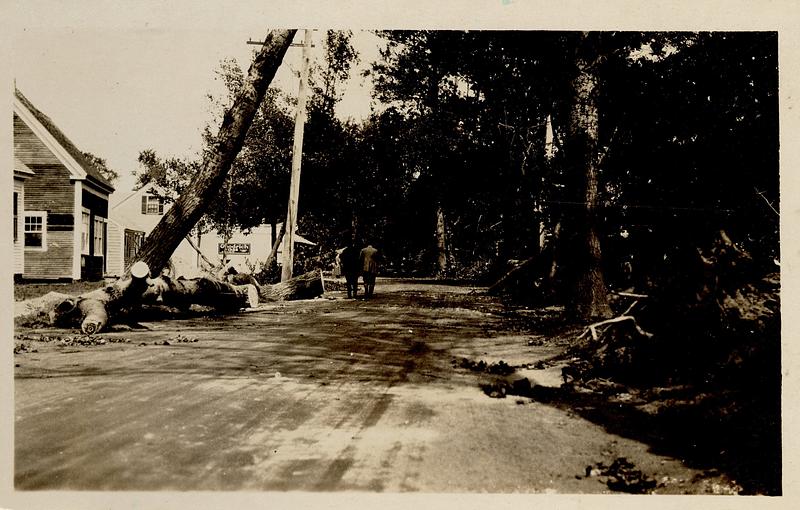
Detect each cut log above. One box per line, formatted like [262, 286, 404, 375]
[260, 269, 324, 302]
[141, 275, 258, 311]
[50, 261, 152, 334]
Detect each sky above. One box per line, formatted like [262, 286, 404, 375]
[10, 0, 796, 195]
[12, 18, 381, 193]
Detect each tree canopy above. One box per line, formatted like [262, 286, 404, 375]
[131, 30, 778, 300]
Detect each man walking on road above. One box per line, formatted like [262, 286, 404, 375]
[359, 243, 382, 298]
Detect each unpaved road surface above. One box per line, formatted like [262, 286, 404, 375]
[14, 279, 738, 493]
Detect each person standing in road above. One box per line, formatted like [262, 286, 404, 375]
[359, 243, 382, 298]
[336, 244, 361, 299]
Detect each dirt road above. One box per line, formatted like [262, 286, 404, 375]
[14, 279, 739, 493]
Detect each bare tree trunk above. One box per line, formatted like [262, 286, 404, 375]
[264, 222, 286, 270]
[435, 202, 449, 277]
[565, 33, 612, 320]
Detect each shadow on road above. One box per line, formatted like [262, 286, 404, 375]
[529, 381, 781, 495]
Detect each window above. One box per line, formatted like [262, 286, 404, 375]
[93, 216, 106, 257]
[141, 195, 165, 215]
[24, 212, 46, 250]
[81, 211, 90, 255]
[13, 192, 18, 242]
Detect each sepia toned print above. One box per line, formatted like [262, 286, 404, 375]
[10, 23, 781, 499]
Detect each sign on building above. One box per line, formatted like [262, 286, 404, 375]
[219, 243, 251, 255]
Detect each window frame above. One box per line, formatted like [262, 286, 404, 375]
[24, 211, 47, 251]
[13, 192, 18, 243]
[93, 215, 106, 258]
[81, 208, 91, 255]
[142, 195, 165, 215]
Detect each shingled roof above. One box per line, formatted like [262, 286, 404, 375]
[14, 88, 115, 192]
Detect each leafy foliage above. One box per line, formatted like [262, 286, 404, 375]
[82, 151, 120, 184]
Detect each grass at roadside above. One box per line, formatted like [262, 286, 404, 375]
[14, 280, 109, 302]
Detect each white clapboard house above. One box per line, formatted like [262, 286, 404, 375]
[108, 184, 314, 277]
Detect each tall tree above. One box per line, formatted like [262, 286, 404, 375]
[134, 29, 296, 275]
[560, 32, 613, 319]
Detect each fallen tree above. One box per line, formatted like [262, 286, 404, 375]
[259, 269, 324, 301]
[17, 266, 325, 334]
[44, 261, 260, 334]
[223, 268, 325, 302]
[17, 29, 298, 335]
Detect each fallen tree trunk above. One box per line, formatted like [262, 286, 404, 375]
[259, 269, 325, 301]
[51, 261, 151, 334]
[17, 268, 322, 335]
[142, 275, 259, 311]
[21, 261, 259, 333]
[223, 267, 324, 302]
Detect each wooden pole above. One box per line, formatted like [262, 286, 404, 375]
[281, 29, 312, 282]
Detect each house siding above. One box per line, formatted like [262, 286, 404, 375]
[21, 164, 74, 215]
[20, 164, 75, 278]
[16, 112, 75, 278]
[24, 230, 74, 279]
[14, 114, 62, 167]
[106, 219, 124, 277]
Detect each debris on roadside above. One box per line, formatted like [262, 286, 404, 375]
[481, 381, 508, 398]
[14, 343, 38, 354]
[480, 374, 533, 399]
[14, 333, 130, 350]
[169, 334, 199, 343]
[455, 357, 514, 375]
[582, 457, 657, 494]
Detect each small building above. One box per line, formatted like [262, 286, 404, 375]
[13, 89, 115, 281]
[109, 184, 314, 277]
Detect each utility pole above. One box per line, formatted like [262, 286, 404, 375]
[283, 29, 311, 282]
[247, 33, 313, 282]
[247, 30, 312, 282]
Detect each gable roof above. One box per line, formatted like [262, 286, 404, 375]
[14, 88, 114, 193]
[14, 157, 34, 178]
[110, 183, 167, 209]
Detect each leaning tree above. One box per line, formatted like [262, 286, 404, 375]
[42, 29, 307, 334]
